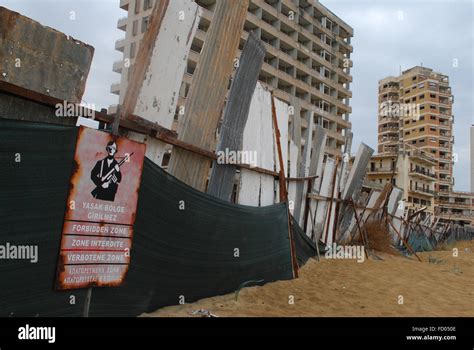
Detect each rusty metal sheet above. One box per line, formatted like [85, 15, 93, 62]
[207, 31, 266, 201]
[55, 127, 146, 290]
[0, 6, 94, 103]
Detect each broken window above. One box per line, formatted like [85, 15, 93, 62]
[135, 0, 141, 14]
[142, 16, 150, 33]
[132, 20, 138, 36]
[144, 0, 153, 11]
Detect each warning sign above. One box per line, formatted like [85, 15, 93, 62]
[55, 127, 146, 290]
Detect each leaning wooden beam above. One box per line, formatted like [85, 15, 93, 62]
[388, 220, 422, 262]
[167, 0, 250, 191]
[337, 143, 374, 235]
[207, 32, 265, 201]
[349, 200, 370, 259]
[273, 96, 289, 201]
[124, 0, 200, 166]
[287, 141, 299, 212]
[271, 95, 298, 277]
[272, 94, 288, 202]
[369, 183, 393, 220]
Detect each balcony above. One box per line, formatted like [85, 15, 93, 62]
[438, 167, 450, 174]
[409, 149, 437, 165]
[410, 186, 435, 197]
[379, 85, 399, 94]
[380, 136, 399, 144]
[120, 0, 130, 11]
[437, 211, 474, 221]
[108, 105, 119, 115]
[115, 38, 126, 52]
[439, 87, 452, 95]
[112, 60, 123, 74]
[379, 96, 399, 103]
[117, 17, 128, 32]
[110, 82, 121, 95]
[437, 200, 472, 209]
[439, 154, 451, 161]
[409, 168, 437, 181]
[379, 126, 399, 133]
[367, 167, 397, 175]
[438, 177, 452, 185]
[439, 108, 451, 116]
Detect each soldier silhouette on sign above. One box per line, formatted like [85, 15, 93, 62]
[91, 141, 122, 202]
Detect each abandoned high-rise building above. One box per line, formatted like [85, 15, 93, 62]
[377, 66, 454, 194]
[370, 66, 473, 226]
[111, 0, 354, 159]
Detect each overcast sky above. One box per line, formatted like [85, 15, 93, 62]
[2, 0, 473, 191]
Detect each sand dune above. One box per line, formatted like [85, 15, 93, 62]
[144, 242, 474, 317]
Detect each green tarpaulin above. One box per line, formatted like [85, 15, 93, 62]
[0, 119, 297, 317]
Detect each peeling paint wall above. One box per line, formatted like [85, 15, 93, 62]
[238, 83, 275, 206]
[127, 0, 200, 167]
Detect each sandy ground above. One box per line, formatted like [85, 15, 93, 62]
[143, 242, 474, 317]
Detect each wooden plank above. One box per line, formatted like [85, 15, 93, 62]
[121, 0, 170, 118]
[207, 32, 265, 201]
[338, 131, 353, 194]
[289, 95, 302, 166]
[273, 96, 289, 201]
[287, 141, 299, 214]
[238, 83, 275, 206]
[310, 126, 327, 197]
[167, 0, 250, 191]
[324, 158, 340, 245]
[313, 158, 336, 243]
[126, 0, 200, 167]
[337, 143, 374, 234]
[305, 126, 327, 237]
[294, 112, 313, 226]
[342, 189, 380, 243]
[272, 95, 289, 202]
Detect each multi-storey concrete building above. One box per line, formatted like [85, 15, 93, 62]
[373, 66, 474, 226]
[436, 191, 474, 227]
[378, 66, 454, 194]
[111, 0, 354, 158]
[366, 146, 437, 220]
